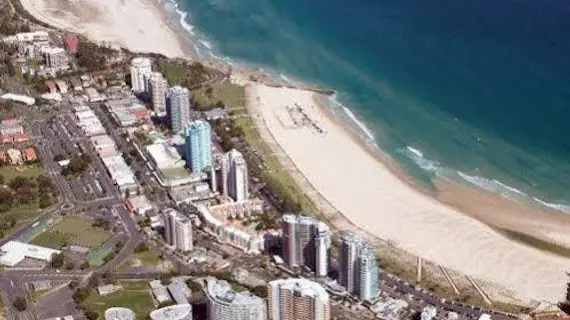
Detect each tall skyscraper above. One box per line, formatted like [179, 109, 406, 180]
[314, 222, 331, 277]
[338, 234, 380, 301]
[268, 278, 330, 320]
[281, 214, 298, 267]
[221, 149, 249, 202]
[205, 279, 266, 320]
[356, 244, 380, 301]
[149, 72, 167, 116]
[130, 57, 152, 93]
[281, 215, 329, 273]
[184, 120, 212, 173]
[164, 209, 193, 252]
[338, 234, 363, 293]
[168, 86, 191, 133]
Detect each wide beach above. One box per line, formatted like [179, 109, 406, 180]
[17, 0, 570, 305]
[245, 83, 570, 304]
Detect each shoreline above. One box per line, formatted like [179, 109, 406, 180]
[315, 94, 570, 251]
[14, 0, 570, 305]
[245, 82, 570, 305]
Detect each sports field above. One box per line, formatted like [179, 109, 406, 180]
[30, 217, 112, 249]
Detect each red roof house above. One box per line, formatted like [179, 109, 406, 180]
[45, 80, 57, 93]
[63, 34, 79, 54]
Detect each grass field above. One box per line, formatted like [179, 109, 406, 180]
[1, 202, 42, 238]
[162, 62, 188, 86]
[0, 164, 45, 181]
[82, 281, 155, 319]
[192, 82, 247, 112]
[120, 250, 163, 271]
[30, 217, 112, 249]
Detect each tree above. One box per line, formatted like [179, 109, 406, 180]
[68, 280, 79, 290]
[51, 252, 65, 268]
[251, 285, 268, 298]
[72, 287, 91, 303]
[13, 296, 27, 311]
[134, 243, 149, 253]
[87, 275, 99, 289]
[186, 279, 203, 292]
[84, 310, 98, 320]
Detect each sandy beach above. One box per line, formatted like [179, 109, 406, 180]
[17, 0, 570, 305]
[246, 83, 570, 304]
[19, 0, 188, 58]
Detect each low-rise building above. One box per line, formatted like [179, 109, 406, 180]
[0, 241, 61, 267]
[195, 205, 265, 254]
[126, 195, 153, 215]
[102, 155, 138, 193]
[205, 278, 266, 320]
[0, 119, 28, 143]
[150, 304, 192, 320]
[370, 298, 409, 320]
[63, 34, 78, 54]
[153, 286, 172, 304]
[420, 306, 437, 320]
[7, 148, 23, 164]
[167, 280, 191, 305]
[97, 284, 120, 296]
[23, 147, 37, 162]
[91, 135, 118, 158]
[104, 307, 135, 320]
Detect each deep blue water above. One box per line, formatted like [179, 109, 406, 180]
[170, 0, 570, 210]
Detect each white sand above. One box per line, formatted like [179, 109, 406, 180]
[18, 0, 570, 304]
[247, 83, 570, 303]
[20, 0, 187, 58]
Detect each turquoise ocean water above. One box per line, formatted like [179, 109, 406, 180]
[164, 0, 570, 211]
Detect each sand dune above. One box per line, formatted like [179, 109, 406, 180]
[246, 83, 570, 303]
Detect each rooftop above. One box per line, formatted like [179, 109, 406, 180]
[269, 278, 329, 302]
[146, 143, 185, 169]
[149, 304, 192, 320]
[0, 241, 61, 267]
[206, 278, 265, 307]
[104, 307, 135, 320]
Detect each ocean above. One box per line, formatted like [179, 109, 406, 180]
[165, 0, 570, 211]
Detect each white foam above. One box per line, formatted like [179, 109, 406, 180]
[532, 197, 570, 214]
[199, 39, 212, 49]
[457, 171, 527, 199]
[175, 8, 195, 36]
[406, 146, 423, 158]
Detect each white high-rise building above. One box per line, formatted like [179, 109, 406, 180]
[268, 278, 330, 320]
[314, 222, 331, 277]
[130, 57, 152, 93]
[356, 244, 380, 301]
[169, 86, 191, 133]
[149, 72, 168, 115]
[221, 149, 248, 202]
[205, 279, 266, 320]
[281, 214, 329, 273]
[164, 209, 193, 252]
[40, 47, 67, 71]
[338, 234, 362, 293]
